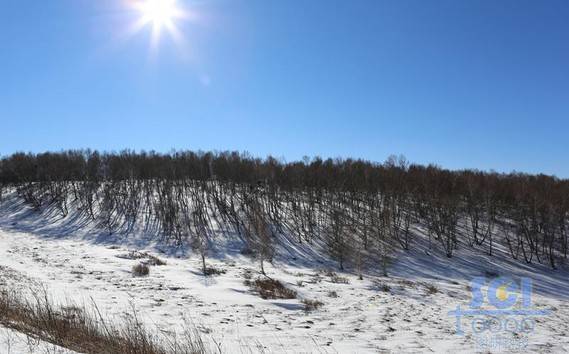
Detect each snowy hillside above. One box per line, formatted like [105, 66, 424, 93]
[0, 193, 568, 353]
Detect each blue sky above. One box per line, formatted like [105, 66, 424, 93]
[1, 0, 568, 176]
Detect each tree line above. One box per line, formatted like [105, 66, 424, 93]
[0, 150, 567, 273]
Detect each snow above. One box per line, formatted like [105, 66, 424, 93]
[0, 196, 568, 353]
[0, 327, 78, 354]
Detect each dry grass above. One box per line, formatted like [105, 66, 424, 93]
[242, 269, 253, 280]
[0, 288, 205, 354]
[133, 263, 150, 277]
[145, 255, 167, 267]
[425, 284, 439, 295]
[329, 274, 350, 284]
[246, 278, 297, 300]
[118, 251, 167, 266]
[301, 299, 324, 312]
[203, 266, 226, 276]
[319, 269, 336, 277]
[398, 279, 415, 288]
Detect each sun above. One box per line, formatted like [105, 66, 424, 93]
[130, 0, 187, 47]
[138, 0, 181, 28]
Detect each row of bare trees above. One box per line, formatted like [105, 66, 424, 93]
[0, 150, 567, 272]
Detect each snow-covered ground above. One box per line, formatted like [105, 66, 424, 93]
[1, 198, 568, 353]
[0, 327, 78, 354]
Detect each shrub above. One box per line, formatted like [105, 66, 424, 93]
[310, 274, 323, 284]
[302, 299, 324, 312]
[319, 269, 336, 277]
[203, 266, 226, 276]
[132, 263, 150, 277]
[330, 274, 350, 284]
[327, 291, 338, 298]
[145, 255, 167, 266]
[398, 279, 415, 288]
[246, 278, 297, 300]
[426, 284, 438, 295]
[118, 251, 166, 266]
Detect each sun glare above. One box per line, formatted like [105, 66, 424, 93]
[139, 0, 180, 27]
[131, 0, 188, 48]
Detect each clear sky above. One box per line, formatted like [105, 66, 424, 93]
[1, 0, 568, 176]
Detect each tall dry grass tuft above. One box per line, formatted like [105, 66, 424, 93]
[0, 288, 206, 354]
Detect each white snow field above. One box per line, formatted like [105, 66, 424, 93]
[1, 196, 569, 353]
[0, 327, 78, 354]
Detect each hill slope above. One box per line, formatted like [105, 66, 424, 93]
[0, 194, 568, 353]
